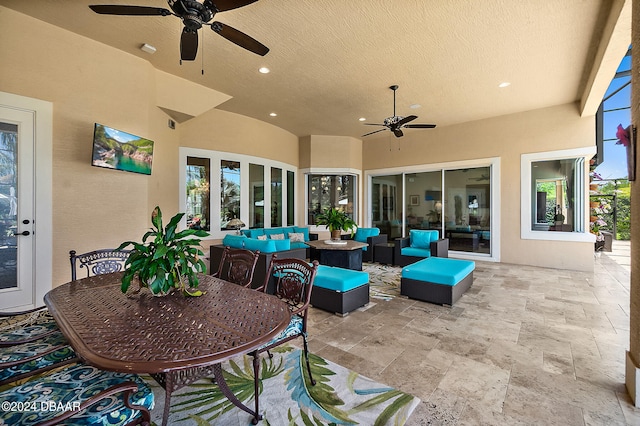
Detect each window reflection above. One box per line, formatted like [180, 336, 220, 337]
[444, 167, 491, 254]
[186, 157, 210, 231]
[371, 175, 402, 239]
[307, 175, 356, 225]
[287, 171, 294, 226]
[531, 158, 581, 232]
[271, 167, 282, 227]
[221, 160, 241, 230]
[249, 163, 264, 228]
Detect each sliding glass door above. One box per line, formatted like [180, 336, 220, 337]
[371, 175, 403, 239]
[370, 165, 492, 256]
[443, 167, 491, 254]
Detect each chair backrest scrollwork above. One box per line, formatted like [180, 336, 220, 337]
[214, 247, 260, 288]
[69, 249, 131, 281]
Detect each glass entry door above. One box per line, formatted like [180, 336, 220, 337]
[0, 108, 35, 309]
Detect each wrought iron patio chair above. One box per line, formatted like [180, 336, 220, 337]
[250, 258, 319, 418]
[212, 246, 260, 288]
[69, 249, 130, 281]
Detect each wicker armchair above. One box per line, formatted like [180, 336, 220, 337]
[69, 249, 130, 281]
[250, 258, 319, 418]
[211, 246, 260, 288]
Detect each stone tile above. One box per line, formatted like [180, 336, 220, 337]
[456, 401, 532, 426]
[617, 390, 640, 425]
[377, 348, 445, 400]
[405, 389, 466, 426]
[502, 383, 585, 425]
[542, 351, 575, 377]
[303, 251, 637, 425]
[509, 362, 625, 421]
[436, 355, 510, 413]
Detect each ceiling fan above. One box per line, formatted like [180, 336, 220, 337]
[89, 0, 269, 61]
[362, 85, 436, 138]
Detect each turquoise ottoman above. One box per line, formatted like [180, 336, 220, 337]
[401, 257, 475, 305]
[311, 265, 369, 316]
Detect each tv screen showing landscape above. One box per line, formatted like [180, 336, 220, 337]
[92, 123, 154, 175]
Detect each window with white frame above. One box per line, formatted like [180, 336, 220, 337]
[179, 148, 296, 238]
[306, 174, 356, 225]
[521, 147, 595, 241]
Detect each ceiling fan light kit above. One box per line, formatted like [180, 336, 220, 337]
[89, 0, 269, 61]
[362, 85, 436, 138]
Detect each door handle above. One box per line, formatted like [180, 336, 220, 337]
[14, 231, 30, 236]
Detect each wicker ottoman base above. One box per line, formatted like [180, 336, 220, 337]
[310, 283, 369, 316]
[401, 271, 473, 306]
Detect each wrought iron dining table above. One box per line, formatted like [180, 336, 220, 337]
[44, 272, 291, 425]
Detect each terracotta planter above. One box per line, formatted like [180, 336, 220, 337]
[589, 183, 598, 191]
[590, 215, 599, 223]
[590, 201, 599, 208]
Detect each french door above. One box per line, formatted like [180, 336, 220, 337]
[0, 92, 52, 310]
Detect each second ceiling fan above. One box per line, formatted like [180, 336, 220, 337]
[362, 85, 436, 138]
[89, 0, 269, 61]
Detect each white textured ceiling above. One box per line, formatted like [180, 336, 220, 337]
[0, 0, 616, 138]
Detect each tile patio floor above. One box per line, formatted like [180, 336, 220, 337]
[305, 241, 640, 425]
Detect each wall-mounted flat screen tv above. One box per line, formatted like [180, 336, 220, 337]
[92, 123, 154, 175]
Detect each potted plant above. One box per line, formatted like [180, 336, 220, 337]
[314, 207, 357, 241]
[117, 206, 209, 296]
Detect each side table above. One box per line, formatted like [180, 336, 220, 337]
[374, 242, 395, 265]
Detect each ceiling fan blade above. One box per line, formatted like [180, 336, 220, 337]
[210, 21, 269, 56]
[404, 124, 437, 129]
[393, 129, 404, 138]
[211, 0, 258, 12]
[180, 28, 199, 61]
[89, 5, 172, 16]
[396, 115, 417, 127]
[362, 128, 388, 137]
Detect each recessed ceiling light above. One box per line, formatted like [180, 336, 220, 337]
[359, 117, 366, 121]
[498, 82, 511, 88]
[269, 112, 277, 117]
[409, 104, 421, 109]
[259, 67, 270, 74]
[140, 43, 156, 54]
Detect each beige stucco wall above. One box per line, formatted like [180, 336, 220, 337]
[304, 135, 363, 169]
[0, 8, 172, 286]
[179, 108, 298, 165]
[0, 7, 297, 286]
[363, 102, 596, 271]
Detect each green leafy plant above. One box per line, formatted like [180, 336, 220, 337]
[117, 206, 209, 296]
[314, 207, 357, 237]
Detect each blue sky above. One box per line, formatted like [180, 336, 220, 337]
[595, 53, 631, 180]
[103, 126, 140, 143]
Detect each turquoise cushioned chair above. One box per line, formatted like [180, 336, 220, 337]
[343, 227, 387, 262]
[394, 229, 449, 267]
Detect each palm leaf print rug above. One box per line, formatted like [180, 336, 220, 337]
[147, 345, 419, 425]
